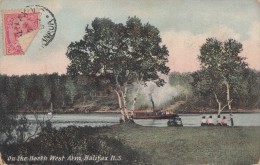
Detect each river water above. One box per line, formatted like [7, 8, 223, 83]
[25, 113, 260, 128]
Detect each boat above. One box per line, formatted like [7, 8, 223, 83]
[131, 110, 178, 119]
[167, 115, 183, 127]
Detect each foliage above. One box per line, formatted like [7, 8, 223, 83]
[2, 126, 149, 165]
[0, 113, 17, 144]
[66, 17, 169, 86]
[232, 69, 260, 109]
[0, 113, 31, 145]
[173, 69, 260, 111]
[0, 68, 259, 114]
[0, 74, 80, 111]
[66, 16, 170, 120]
[197, 38, 248, 112]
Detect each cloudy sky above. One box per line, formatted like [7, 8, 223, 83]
[0, 0, 259, 75]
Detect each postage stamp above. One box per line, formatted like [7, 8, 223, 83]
[2, 5, 57, 55]
[2, 9, 40, 55]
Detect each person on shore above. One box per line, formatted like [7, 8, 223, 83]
[207, 116, 214, 126]
[217, 115, 222, 126]
[201, 116, 207, 126]
[221, 116, 228, 126]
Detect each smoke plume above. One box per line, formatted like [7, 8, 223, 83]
[127, 76, 181, 110]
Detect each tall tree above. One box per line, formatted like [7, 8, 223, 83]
[49, 73, 63, 109]
[65, 77, 77, 105]
[66, 17, 170, 122]
[198, 38, 247, 124]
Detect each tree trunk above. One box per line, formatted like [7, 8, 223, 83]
[226, 82, 232, 110]
[213, 92, 221, 115]
[115, 86, 130, 122]
[226, 82, 234, 126]
[217, 102, 221, 115]
[213, 92, 229, 115]
[114, 71, 130, 122]
[119, 89, 129, 119]
[115, 90, 125, 122]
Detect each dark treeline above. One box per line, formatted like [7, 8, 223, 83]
[0, 73, 73, 112]
[0, 69, 259, 113]
[0, 73, 115, 113]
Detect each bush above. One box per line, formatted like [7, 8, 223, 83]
[2, 126, 149, 165]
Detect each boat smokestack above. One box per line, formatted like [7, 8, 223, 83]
[149, 93, 155, 111]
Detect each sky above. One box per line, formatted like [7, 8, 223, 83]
[0, 0, 259, 75]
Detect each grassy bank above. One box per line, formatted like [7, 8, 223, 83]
[2, 124, 260, 165]
[103, 124, 260, 165]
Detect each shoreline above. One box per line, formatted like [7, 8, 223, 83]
[4, 106, 260, 115]
[5, 109, 260, 115]
[5, 110, 260, 115]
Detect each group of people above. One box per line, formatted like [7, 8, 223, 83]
[201, 115, 228, 126]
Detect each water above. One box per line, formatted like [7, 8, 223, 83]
[25, 113, 121, 128]
[2, 113, 257, 144]
[180, 113, 260, 127]
[25, 113, 260, 128]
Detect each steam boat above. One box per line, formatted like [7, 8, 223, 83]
[129, 95, 183, 126]
[129, 110, 183, 126]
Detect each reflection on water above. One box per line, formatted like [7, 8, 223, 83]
[25, 113, 260, 128]
[26, 113, 121, 128]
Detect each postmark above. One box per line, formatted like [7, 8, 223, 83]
[2, 5, 57, 55]
[24, 5, 57, 48]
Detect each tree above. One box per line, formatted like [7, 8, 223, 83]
[17, 85, 27, 109]
[234, 69, 260, 109]
[198, 38, 247, 124]
[48, 73, 64, 110]
[6, 76, 18, 111]
[66, 17, 170, 122]
[65, 77, 77, 105]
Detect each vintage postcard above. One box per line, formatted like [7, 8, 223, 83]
[0, 0, 259, 164]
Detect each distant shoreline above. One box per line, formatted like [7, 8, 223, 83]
[5, 109, 260, 115]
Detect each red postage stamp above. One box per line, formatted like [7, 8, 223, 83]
[2, 10, 40, 55]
